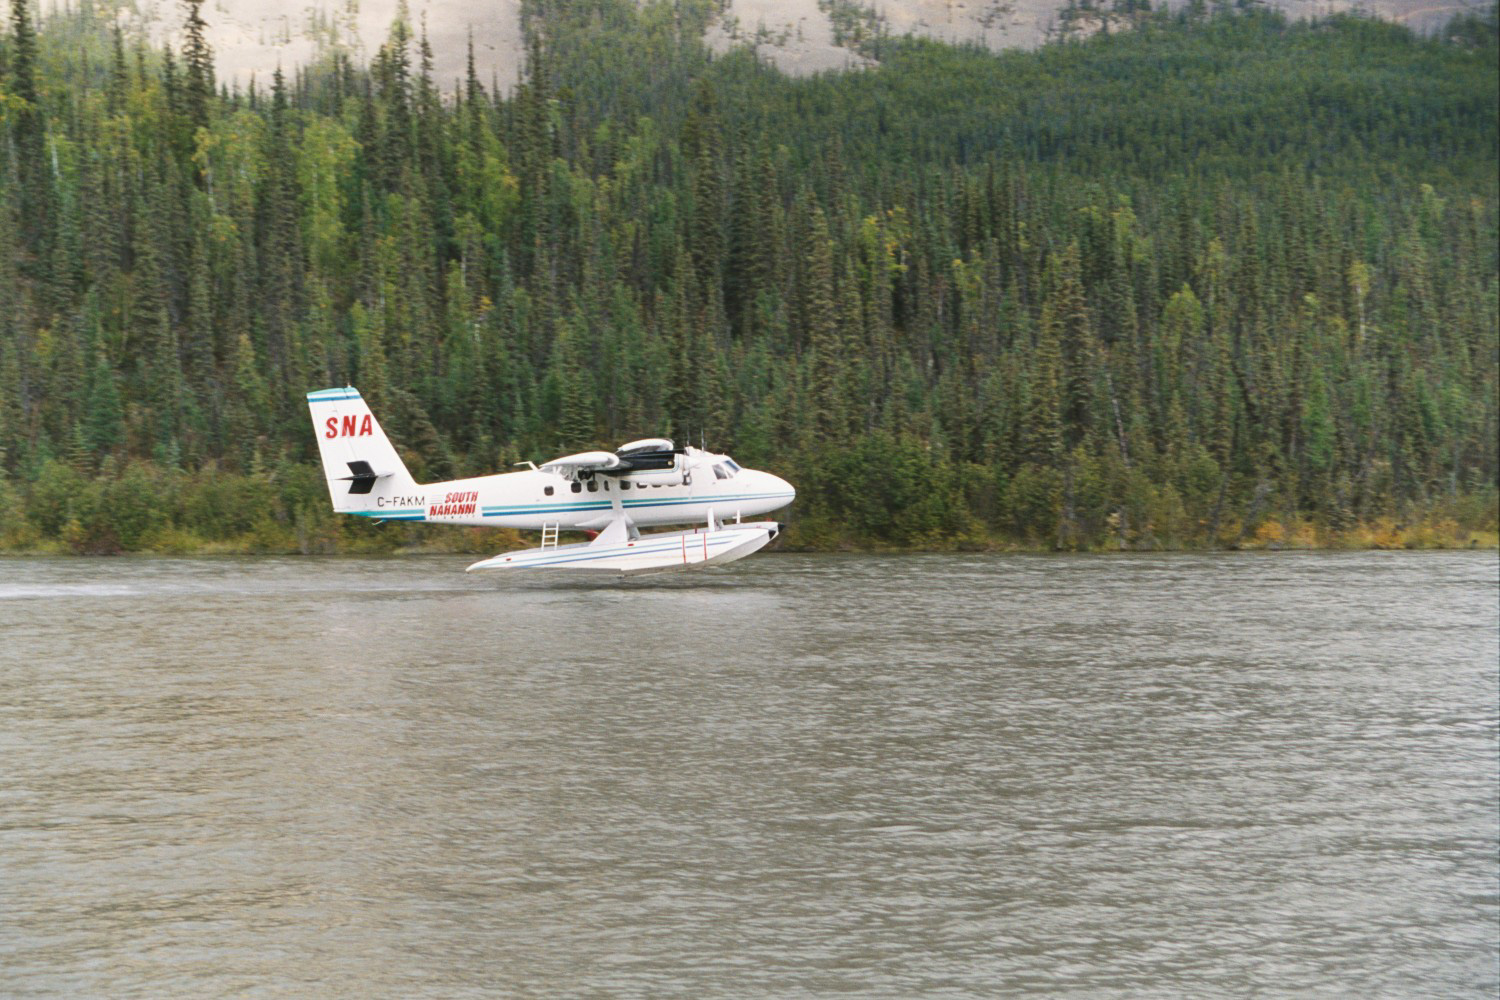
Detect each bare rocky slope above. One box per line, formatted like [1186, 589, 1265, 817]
[116, 0, 1481, 89]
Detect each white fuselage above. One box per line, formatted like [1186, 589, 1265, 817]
[351, 448, 795, 531]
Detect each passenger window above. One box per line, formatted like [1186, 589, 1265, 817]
[621, 481, 631, 490]
[571, 482, 581, 493]
[604, 481, 611, 491]
[544, 486, 554, 496]
[587, 480, 599, 492]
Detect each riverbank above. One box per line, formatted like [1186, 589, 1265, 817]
[2, 459, 1493, 557]
[3, 509, 1493, 558]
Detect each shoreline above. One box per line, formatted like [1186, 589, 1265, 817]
[3, 526, 1494, 558]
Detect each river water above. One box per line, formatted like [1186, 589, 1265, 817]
[1, 551, 1496, 998]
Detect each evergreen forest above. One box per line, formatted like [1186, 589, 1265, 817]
[1, 0, 1496, 554]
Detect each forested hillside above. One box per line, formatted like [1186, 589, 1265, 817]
[0, 0, 1495, 553]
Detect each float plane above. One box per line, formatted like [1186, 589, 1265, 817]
[308, 387, 795, 575]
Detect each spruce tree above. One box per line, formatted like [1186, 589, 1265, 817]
[9, 0, 54, 271]
[181, 0, 213, 136]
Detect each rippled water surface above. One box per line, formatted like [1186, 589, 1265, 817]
[2, 551, 1497, 998]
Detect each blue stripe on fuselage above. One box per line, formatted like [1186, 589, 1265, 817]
[339, 493, 793, 525]
[480, 492, 793, 517]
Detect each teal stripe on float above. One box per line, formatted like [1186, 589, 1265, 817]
[497, 531, 749, 568]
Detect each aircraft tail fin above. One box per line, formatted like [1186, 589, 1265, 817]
[306, 387, 422, 515]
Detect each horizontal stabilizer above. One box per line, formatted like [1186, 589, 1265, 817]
[339, 460, 384, 495]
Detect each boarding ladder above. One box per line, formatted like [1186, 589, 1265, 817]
[540, 522, 560, 550]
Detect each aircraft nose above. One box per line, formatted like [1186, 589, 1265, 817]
[768, 472, 795, 503]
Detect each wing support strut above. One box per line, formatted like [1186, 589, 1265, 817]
[587, 511, 639, 548]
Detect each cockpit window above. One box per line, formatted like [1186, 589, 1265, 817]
[725, 459, 742, 472]
[713, 464, 730, 480]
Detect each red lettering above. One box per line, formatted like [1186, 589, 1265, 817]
[426, 500, 477, 518]
[341, 415, 357, 437]
[359, 414, 373, 436]
[324, 417, 338, 439]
